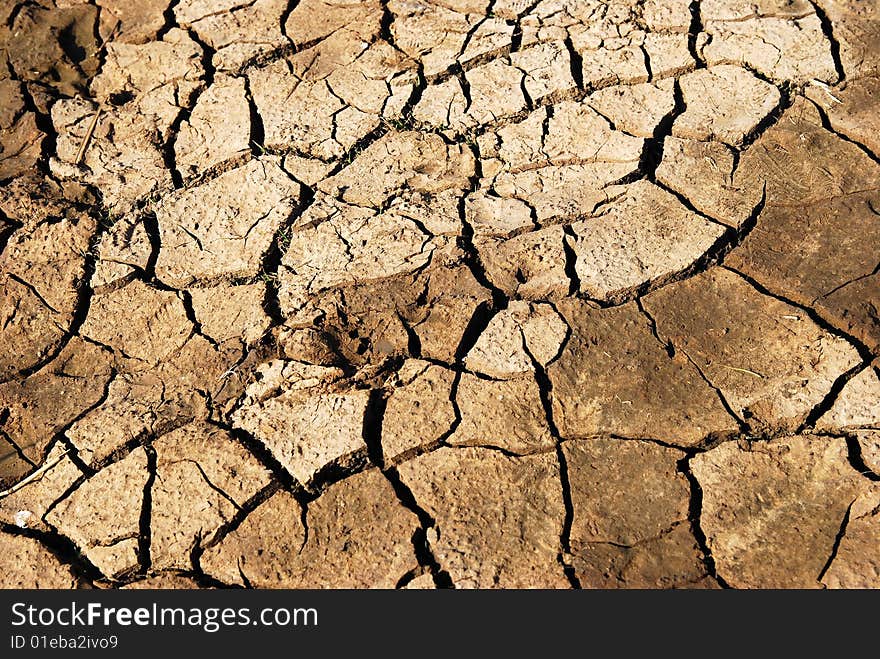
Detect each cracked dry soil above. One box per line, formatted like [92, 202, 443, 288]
[0, 0, 878, 590]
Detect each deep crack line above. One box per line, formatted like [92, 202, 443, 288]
[361, 388, 455, 588]
[722, 265, 875, 363]
[687, 0, 706, 69]
[817, 498, 854, 583]
[454, 142, 509, 323]
[278, 0, 303, 47]
[555, 444, 581, 589]
[136, 442, 158, 575]
[640, 78, 684, 182]
[805, 95, 880, 168]
[0, 522, 105, 586]
[242, 74, 266, 157]
[521, 328, 580, 589]
[807, 0, 846, 84]
[163, 28, 217, 188]
[798, 361, 873, 432]
[256, 180, 312, 326]
[677, 453, 731, 588]
[156, 0, 184, 40]
[844, 436, 880, 482]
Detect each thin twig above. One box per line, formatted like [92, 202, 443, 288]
[75, 109, 102, 165]
[97, 19, 121, 55]
[0, 450, 70, 499]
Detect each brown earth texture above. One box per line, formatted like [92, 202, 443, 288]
[0, 0, 879, 590]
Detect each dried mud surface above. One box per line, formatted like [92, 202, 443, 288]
[1, 0, 879, 589]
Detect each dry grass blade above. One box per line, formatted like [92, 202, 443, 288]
[0, 450, 70, 499]
[722, 364, 766, 379]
